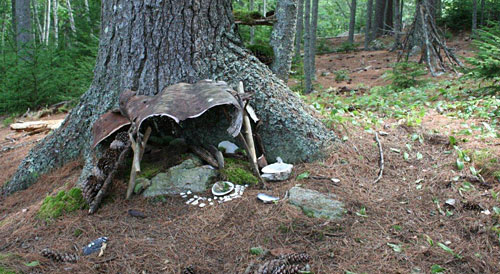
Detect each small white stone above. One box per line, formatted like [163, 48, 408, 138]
[187, 191, 192, 195]
[225, 197, 233, 201]
[180, 192, 186, 196]
[208, 198, 212, 202]
[194, 195, 198, 198]
[200, 197, 207, 200]
[218, 200, 223, 204]
[209, 202, 214, 205]
[245, 184, 249, 188]
[192, 200, 199, 206]
[214, 197, 218, 200]
[199, 203, 206, 208]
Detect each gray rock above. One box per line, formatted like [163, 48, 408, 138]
[288, 187, 344, 220]
[143, 158, 218, 197]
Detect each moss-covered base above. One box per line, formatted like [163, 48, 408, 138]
[37, 188, 86, 222]
[220, 158, 258, 185]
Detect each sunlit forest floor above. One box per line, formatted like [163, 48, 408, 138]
[1, 35, 499, 273]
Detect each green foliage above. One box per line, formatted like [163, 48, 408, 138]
[439, 0, 474, 31]
[388, 62, 428, 91]
[335, 42, 359, 53]
[220, 158, 258, 185]
[334, 70, 350, 82]
[37, 188, 86, 222]
[467, 24, 500, 90]
[233, 9, 264, 24]
[246, 43, 274, 65]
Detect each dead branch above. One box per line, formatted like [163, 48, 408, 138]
[126, 126, 152, 199]
[373, 131, 384, 184]
[189, 145, 219, 168]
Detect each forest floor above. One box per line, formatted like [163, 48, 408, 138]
[0, 35, 499, 274]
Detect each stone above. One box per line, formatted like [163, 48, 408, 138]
[288, 187, 344, 220]
[134, 178, 151, 194]
[143, 158, 218, 197]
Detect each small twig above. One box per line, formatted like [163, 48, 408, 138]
[373, 131, 384, 184]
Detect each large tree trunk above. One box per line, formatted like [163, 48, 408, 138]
[270, 0, 298, 82]
[14, 0, 32, 51]
[2, 0, 335, 196]
[294, 0, 304, 60]
[372, 0, 386, 37]
[365, 0, 374, 49]
[348, 0, 357, 43]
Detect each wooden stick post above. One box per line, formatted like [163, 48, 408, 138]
[126, 126, 152, 199]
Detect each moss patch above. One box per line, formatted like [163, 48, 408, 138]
[37, 188, 86, 222]
[138, 161, 162, 180]
[220, 158, 258, 185]
[233, 10, 264, 24]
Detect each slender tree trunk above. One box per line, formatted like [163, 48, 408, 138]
[2, 0, 335, 196]
[250, 0, 255, 44]
[310, 0, 318, 80]
[270, 0, 298, 82]
[1, 8, 6, 54]
[42, 0, 51, 45]
[14, 0, 32, 53]
[472, 0, 477, 35]
[365, 0, 374, 49]
[32, 0, 42, 43]
[65, 0, 75, 34]
[294, 0, 304, 60]
[479, 0, 485, 26]
[264, 0, 267, 15]
[348, 0, 357, 43]
[83, 0, 91, 24]
[393, 0, 401, 47]
[52, 0, 58, 47]
[10, 0, 16, 49]
[303, 0, 312, 93]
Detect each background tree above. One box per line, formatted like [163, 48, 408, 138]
[2, 0, 334, 195]
[472, 0, 478, 35]
[270, 0, 298, 81]
[365, 0, 374, 49]
[294, 0, 304, 60]
[14, 0, 31, 55]
[348, 0, 357, 43]
[303, 0, 312, 93]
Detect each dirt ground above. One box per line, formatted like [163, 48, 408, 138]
[1, 36, 499, 273]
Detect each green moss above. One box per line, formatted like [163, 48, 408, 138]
[220, 158, 258, 185]
[37, 188, 86, 222]
[138, 161, 162, 179]
[246, 44, 274, 65]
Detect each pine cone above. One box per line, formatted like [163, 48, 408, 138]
[41, 248, 79, 263]
[279, 252, 311, 264]
[115, 131, 130, 145]
[82, 175, 102, 205]
[97, 155, 116, 176]
[257, 259, 286, 274]
[271, 264, 301, 274]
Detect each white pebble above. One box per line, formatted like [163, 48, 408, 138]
[244, 184, 249, 187]
[208, 198, 212, 202]
[218, 200, 223, 204]
[209, 202, 214, 205]
[214, 197, 218, 200]
[199, 203, 206, 208]
[181, 195, 187, 199]
[194, 195, 199, 198]
[180, 192, 186, 196]
[187, 191, 192, 195]
[192, 200, 199, 206]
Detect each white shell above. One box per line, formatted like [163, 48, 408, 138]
[261, 161, 293, 181]
[208, 198, 212, 202]
[218, 141, 239, 154]
[212, 181, 235, 196]
[257, 193, 279, 203]
[192, 200, 199, 206]
[209, 202, 214, 205]
[181, 195, 187, 199]
[180, 192, 186, 196]
[194, 195, 199, 198]
[186, 191, 192, 195]
[199, 203, 206, 208]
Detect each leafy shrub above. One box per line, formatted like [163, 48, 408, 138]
[388, 62, 428, 91]
[334, 70, 350, 82]
[335, 42, 359, 53]
[467, 24, 500, 89]
[37, 188, 86, 222]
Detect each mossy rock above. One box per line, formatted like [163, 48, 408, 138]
[220, 158, 258, 185]
[37, 188, 86, 222]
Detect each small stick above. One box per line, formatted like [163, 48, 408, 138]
[126, 126, 152, 199]
[373, 131, 384, 184]
[237, 81, 258, 166]
[237, 132, 266, 189]
[90, 144, 131, 214]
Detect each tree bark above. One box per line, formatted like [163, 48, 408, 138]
[303, 0, 312, 93]
[472, 0, 478, 34]
[365, 0, 374, 49]
[348, 0, 357, 43]
[479, 0, 485, 26]
[52, 0, 58, 47]
[2, 0, 335, 196]
[32, 0, 42, 43]
[43, 0, 51, 45]
[270, 0, 298, 82]
[294, 0, 304, 60]
[393, 0, 401, 48]
[373, 0, 385, 37]
[250, 0, 255, 44]
[65, 0, 75, 34]
[14, 0, 32, 51]
[310, 0, 318, 80]
[10, 0, 16, 49]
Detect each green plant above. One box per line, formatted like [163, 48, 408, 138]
[37, 188, 86, 222]
[335, 42, 359, 53]
[467, 24, 500, 91]
[220, 158, 258, 185]
[388, 62, 428, 91]
[334, 70, 350, 82]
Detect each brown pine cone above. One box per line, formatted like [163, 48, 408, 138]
[279, 252, 311, 264]
[115, 131, 130, 145]
[41, 248, 79, 263]
[82, 175, 101, 205]
[271, 264, 301, 274]
[257, 259, 286, 274]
